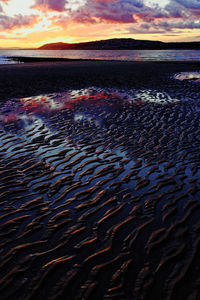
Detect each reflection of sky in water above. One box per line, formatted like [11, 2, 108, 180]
[129, 89, 179, 104]
[0, 86, 199, 210]
[174, 72, 200, 82]
[0, 87, 179, 131]
[0, 89, 123, 133]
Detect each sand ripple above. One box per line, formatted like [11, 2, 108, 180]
[0, 86, 200, 299]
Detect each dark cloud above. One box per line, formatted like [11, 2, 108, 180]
[30, 0, 200, 35]
[128, 25, 165, 34]
[166, 0, 200, 16]
[126, 0, 200, 34]
[172, 21, 200, 29]
[174, 0, 200, 9]
[70, 2, 136, 23]
[153, 20, 200, 31]
[128, 18, 200, 35]
[68, 0, 167, 24]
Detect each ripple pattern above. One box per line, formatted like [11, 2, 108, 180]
[0, 87, 200, 300]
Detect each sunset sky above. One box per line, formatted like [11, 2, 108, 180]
[0, 0, 200, 48]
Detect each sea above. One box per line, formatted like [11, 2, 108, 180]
[0, 49, 200, 64]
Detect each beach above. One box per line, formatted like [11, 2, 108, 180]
[0, 60, 200, 100]
[0, 60, 200, 300]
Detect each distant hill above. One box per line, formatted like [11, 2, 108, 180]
[38, 38, 200, 50]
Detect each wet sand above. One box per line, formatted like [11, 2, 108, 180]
[0, 61, 200, 300]
[0, 60, 199, 100]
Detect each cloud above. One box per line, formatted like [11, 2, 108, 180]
[128, 18, 200, 35]
[44, 0, 200, 36]
[128, 24, 165, 34]
[67, 0, 188, 25]
[166, 0, 200, 16]
[29, 0, 200, 30]
[125, 0, 200, 34]
[159, 20, 200, 30]
[166, 0, 200, 21]
[174, 0, 200, 9]
[50, 15, 69, 27]
[0, 14, 38, 30]
[1, 0, 200, 38]
[124, 0, 200, 35]
[33, 0, 67, 12]
[68, 0, 159, 24]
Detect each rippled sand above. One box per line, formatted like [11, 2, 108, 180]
[0, 74, 200, 299]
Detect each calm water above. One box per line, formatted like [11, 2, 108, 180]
[0, 49, 200, 64]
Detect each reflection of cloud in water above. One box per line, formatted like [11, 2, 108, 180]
[0, 87, 179, 132]
[174, 72, 200, 82]
[0, 89, 124, 132]
[20, 94, 72, 112]
[128, 89, 179, 104]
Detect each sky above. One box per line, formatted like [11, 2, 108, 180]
[0, 0, 199, 48]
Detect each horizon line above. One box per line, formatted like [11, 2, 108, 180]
[0, 37, 200, 50]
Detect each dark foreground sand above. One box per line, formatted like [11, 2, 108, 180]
[0, 59, 199, 100]
[0, 60, 200, 300]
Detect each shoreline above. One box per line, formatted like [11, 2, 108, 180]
[9, 56, 200, 63]
[9, 56, 100, 63]
[0, 60, 199, 101]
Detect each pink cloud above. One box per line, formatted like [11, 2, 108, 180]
[66, 0, 177, 26]
[7, 0, 198, 36]
[69, 0, 145, 24]
[50, 15, 69, 27]
[67, 0, 200, 33]
[0, 14, 38, 30]
[33, 0, 66, 12]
